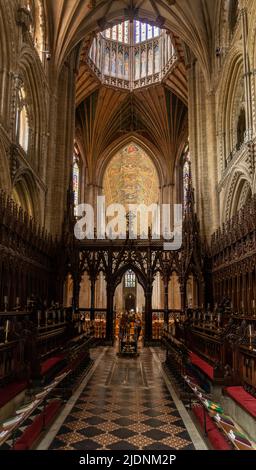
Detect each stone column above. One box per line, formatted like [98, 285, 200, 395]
[144, 283, 153, 343]
[90, 276, 96, 321]
[106, 283, 114, 343]
[241, 8, 253, 141]
[164, 277, 169, 324]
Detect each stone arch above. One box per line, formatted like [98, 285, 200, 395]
[97, 135, 165, 190]
[113, 263, 147, 293]
[223, 169, 252, 221]
[12, 170, 41, 221]
[248, 5, 256, 137]
[17, 45, 48, 176]
[217, 49, 244, 172]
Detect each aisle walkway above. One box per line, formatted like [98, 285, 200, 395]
[48, 347, 203, 450]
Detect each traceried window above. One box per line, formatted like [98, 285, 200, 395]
[183, 144, 191, 213]
[16, 87, 29, 153]
[89, 20, 176, 90]
[125, 270, 136, 288]
[73, 147, 80, 215]
[135, 21, 160, 43]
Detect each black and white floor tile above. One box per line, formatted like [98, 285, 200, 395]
[50, 347, 195, 451]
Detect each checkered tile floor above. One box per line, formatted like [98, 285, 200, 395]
[50, 347, 194, 450]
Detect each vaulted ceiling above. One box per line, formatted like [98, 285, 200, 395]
[44, 0, 216, 185]
[46, 0, 217, 82]
[75, 85, 187, 183]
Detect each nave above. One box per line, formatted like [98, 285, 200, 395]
[43, 347, 203, 451]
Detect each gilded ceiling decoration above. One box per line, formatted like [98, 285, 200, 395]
[103, 143, 159, 208]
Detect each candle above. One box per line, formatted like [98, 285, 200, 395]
[253, 300, 255, 309]
[249, 324, 252, 338]
[16, 297, 20, 306]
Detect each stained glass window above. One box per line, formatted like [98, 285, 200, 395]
[124, 21, 129, 43]
[73, 151, 80, 214]
[135, 21, 140, 43]
[16, 87, 29, 153]
[112, 25, 117, 40]
[183, 145, 191, 212]
[148, 24, 153, 39]
[91, 20, 175, 86]
[141, 23, 147, 42]
[125, 270, 136, 288]
[118, 23, 123, 42]
[154, 26, 160, 37]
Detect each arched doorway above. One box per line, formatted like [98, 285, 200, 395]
[113, 268, 145, 341]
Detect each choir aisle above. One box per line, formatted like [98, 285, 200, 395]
[43, 347, 206, 451]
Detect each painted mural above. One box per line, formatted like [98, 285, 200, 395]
[103, 144, 159, 208]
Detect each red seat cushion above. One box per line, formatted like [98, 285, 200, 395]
[14, 399, 61, 450]
[41, 356, 63, 376]
[0, 381, 27, 408]
[189, 352, 214, 380]
[193, 406, 232, 450]
[225, 386, 256, 418]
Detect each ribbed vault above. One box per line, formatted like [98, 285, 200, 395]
[75, 85, 188, 184]
[45, 0, 217, 87]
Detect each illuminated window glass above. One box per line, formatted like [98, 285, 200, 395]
[16, 87, 29, 153]
[124, 21, 129, 43]
[183, 145, 191, 212]
[148, 24, 153, 39]
[153, 26, 160, 37]
[118, 23, 123, 42]
[90, 20, 176, 86]
[135, 21, 140, 43]
[112, 25, 117, 40]
[73, 152, 80, 213]
[141, 23, 147, 42]
[125, 270, 136, 288]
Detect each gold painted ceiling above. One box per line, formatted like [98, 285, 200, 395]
[103, 143, 159, 207]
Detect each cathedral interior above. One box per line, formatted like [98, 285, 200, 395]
[1, 0, 256, 453]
